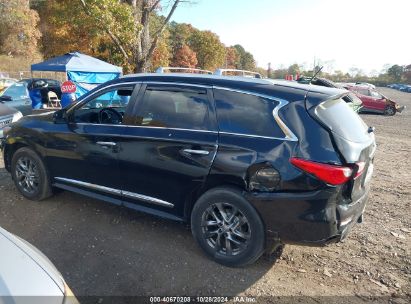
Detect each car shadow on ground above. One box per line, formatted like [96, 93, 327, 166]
[0, 167, 274, 298]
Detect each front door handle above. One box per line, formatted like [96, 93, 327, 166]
[96, 141, 117, 147]
[183, 149, 209, 155]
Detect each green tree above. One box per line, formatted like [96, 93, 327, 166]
[233, 44, 256, 70]
[189, 30, 226, 71]
[387, 64, 404, 82]
[168, 22, 197, 50]
[0, 0, 42, 60]
[287, 63, 300, 75]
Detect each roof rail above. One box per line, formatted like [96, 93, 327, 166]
[214, 69, 262, 79]
[155, 67, 213, 75]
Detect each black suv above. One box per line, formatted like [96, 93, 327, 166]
[2, 74, 376, 266]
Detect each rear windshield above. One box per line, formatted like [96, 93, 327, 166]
[314, 98, 370, 143]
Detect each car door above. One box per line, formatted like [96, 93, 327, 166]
[47, 82, 140, 202]
[117, 83, 218, 218]
[369, 90, 387, 112]
[0, 82, 32, 115]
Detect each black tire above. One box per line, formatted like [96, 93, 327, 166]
[11, 147, 53, 201]
[191, 187, 265, 267]
[384, 105, 396, 116]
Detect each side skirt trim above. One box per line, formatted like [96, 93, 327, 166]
[54, 177, 174, 208]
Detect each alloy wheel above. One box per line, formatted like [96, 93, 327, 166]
[201, 202, 251, 256]
[385, 106, 395, 115]
[15, 156, 40, 194]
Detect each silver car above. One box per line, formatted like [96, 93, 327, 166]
[0, 226, 78, 304]
[0, 102, 22, 138]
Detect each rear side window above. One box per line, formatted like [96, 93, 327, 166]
[135, 87, 210, 130]
[314, 98, 369, 143]
[214, 89, 284, 138]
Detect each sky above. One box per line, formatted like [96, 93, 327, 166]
[166, 0, 410, 75]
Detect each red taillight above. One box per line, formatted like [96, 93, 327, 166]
[290, 157, 353, 185]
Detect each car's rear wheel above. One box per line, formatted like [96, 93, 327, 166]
[11, 147, 53, 201]
[384, 105, 396, 116]
[191, 187, 265, 267]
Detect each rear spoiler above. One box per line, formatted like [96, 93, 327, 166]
[305, 90, 350, 111]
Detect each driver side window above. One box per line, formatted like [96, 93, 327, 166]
[73, 86, 134, 124]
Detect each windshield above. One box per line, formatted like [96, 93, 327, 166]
[0, 82, 28, 98]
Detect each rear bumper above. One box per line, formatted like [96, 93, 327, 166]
[245, 186, 369, 248]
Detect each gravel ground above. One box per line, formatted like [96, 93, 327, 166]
[0, 88, 410, 303]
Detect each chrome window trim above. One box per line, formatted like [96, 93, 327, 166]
[144, 81, 212, 89]
[71, 81, 298, 141]
[218, 131, 290, 141]
[213, 86, 298, 141]
[54, 177, 174, 208]
[69, 81, 141, 111]
[75, 123, 217, 134]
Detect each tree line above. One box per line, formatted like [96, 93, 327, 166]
[0, 0, 409, 85]
[0, 0, 258, 74]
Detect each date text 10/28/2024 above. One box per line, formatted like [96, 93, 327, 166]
[150, 296, 257, 303]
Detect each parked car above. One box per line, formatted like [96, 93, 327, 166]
[387, 83, 400, 89]
[0, 81, 32, 115]
[355, 82, 376, 89]
[2, 73, 376, 267]
[402, 84, 411, 93]
[297, 77, 363, 112]
[348, 85, 405, 115]
[0, 102, 22, 138]
[0, 226, 78, 303]
[0, 78, 62, 115]
[0, 77, 17, 92]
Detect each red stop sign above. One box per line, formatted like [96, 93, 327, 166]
[61, 80, 76, 94]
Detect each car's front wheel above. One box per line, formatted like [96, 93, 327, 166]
[11, 147, 53, 201]
[191, 187, 265, 267]
[384, 105, 396, 116]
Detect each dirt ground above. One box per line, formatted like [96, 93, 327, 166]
[0, 88, 410, 303]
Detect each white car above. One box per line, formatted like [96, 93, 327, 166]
[355, 82, 376, 89]
[0, 226, 78, 304]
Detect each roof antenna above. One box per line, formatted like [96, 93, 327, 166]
[310, 66, 323, 84]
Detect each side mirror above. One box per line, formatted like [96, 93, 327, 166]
[53, 109, 68, 124]
[0, 95, 12, 102]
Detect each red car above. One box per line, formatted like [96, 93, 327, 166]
[347, 85, 405, 115]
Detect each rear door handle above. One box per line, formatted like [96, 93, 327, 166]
[96, 141, 117, 147]
[183, 149, 209, 155]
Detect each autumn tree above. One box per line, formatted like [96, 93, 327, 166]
[151, 38, 171, 69]
[76, 0, 183, 72]
[225, 47, 239, 69]
[34, 0, 111, 60]
[0, 0, 42, 60]
[171, 44, 197, 68]
[189, 30, 226, 71]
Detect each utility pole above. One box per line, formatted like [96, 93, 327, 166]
[267, 62, 272, 78]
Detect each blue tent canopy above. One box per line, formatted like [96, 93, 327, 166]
[31, 52, 122, 73]
[31, 52, 122, 100]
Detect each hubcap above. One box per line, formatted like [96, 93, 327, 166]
[15, 156, 39, 194]
[201, 202, 251, 256]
